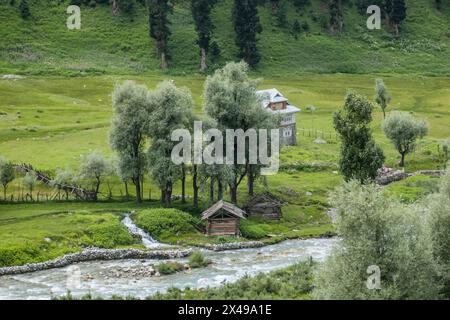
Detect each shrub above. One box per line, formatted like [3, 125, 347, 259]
[188, 251, 211, 268]
[313, 181, 440, 299]
[240, 221, 267, 239]
[134, 209, 198, 241]
[155, 261, 185, 275]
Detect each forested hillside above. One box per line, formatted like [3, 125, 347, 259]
[0, 0, 449, 75]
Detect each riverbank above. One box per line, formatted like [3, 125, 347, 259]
[0, 238, 336, 300]
[0, 248, 192, 276]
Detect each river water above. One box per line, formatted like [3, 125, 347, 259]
[0, 238, 336, 300]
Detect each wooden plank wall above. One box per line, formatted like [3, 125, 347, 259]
[207, 218, 239, 236]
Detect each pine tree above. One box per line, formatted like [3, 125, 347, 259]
[391, 0, 406, 36]
[292, 19, 301, 39]
[191, 0, 216, 72]
[233, 0, 262, 68]
[329, 0, 344, 34]
[147, 0, 172, 69]
[19, 0, 30, 19]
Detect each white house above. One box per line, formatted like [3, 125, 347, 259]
[256, 88, 301, 145]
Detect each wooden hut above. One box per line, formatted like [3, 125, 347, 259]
[244, 193, 285, 220]
[202, 201, 246, 236]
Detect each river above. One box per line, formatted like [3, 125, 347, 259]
[0, 237, 335, 300]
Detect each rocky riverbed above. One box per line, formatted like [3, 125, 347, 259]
[0, 248, 191, 276]
[0, 238, 337, 300]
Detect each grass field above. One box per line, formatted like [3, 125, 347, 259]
[0, 0, 449, 76]
[1, 72, 448, 267]
[1, 73, 449, 171]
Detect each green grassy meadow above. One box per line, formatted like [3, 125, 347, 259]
[1, 73, 448, 267]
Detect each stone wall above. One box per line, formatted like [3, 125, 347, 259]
[0, 248, 191, 276]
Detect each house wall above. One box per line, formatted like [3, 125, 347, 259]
[248, 205, 282, 220]
[270, 102, 287, 110]
[279, 123, 297, 146]
[206, 218, 239, 236]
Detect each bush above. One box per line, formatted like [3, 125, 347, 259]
[188, 251, 211, 268]
[240, 221, 268, 239]
[155, 261, 185, 275]
[134, 209, 198, 241]
[148, 260, 315, 300]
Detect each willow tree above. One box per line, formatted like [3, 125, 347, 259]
[110, 81, 151, 203]
[148, 0, 172, 69]
[0, 157, 15, 201]
[204, 62, 272, 203]
[147, 81, 193, 207]
[191, 0, 216, 72]
[313, 181, 440, 299]
[382, 111, 428, 168]
[428, 168, 450, 297]
[79, 152, 112, 202]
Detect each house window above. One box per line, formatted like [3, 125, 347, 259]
[284, 115, 292, 123]
[283, 127, 292, 137]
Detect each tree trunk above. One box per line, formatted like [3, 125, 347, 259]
[94, 177, 100, 201]
[164, 183, 172, 207]
[3, 185, 6, 201]
[181, 164, 186, 203]
[400, 152, 406, 168]
[141, 176, 144, 201]
[134, 176, 142, 203]
[218, 179, 223, 201]
[247, 173, 254, 196]
[112, 0, 120, 15]
[160, 51, 168, 69]
[382, 108, 386, 119]
[200, 47, 207, 72]
[209, 178, 215, 203]
[394, 24, 399, 36]
[230, 184, 237, 204]
[193, 165, 199, 209]
[124, 181, 129, 200]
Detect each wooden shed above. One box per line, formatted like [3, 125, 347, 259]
[244, 193, 285, 220]
[201, 201, 246, 236]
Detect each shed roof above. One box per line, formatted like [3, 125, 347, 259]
[246, 192, 285, 208]
[201, 200, 247, 220]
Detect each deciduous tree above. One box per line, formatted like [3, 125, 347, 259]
[333, 92, 385, 182]
[382, 111, 428, 167]
[0, 157, 15, 201]
[147, 81, 193, 207]
[110, 81, 151, 203]
[374, 79, 391, 119]
[79, 152, 112, 201]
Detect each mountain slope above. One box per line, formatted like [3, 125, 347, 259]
[0, 0, 449, 76]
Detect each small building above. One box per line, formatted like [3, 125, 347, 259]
[256, 88, 301, 146]
[244, 193, 285, 220]
[201, 200, 246, 236]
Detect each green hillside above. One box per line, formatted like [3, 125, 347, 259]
[0, 0, 449, 76]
